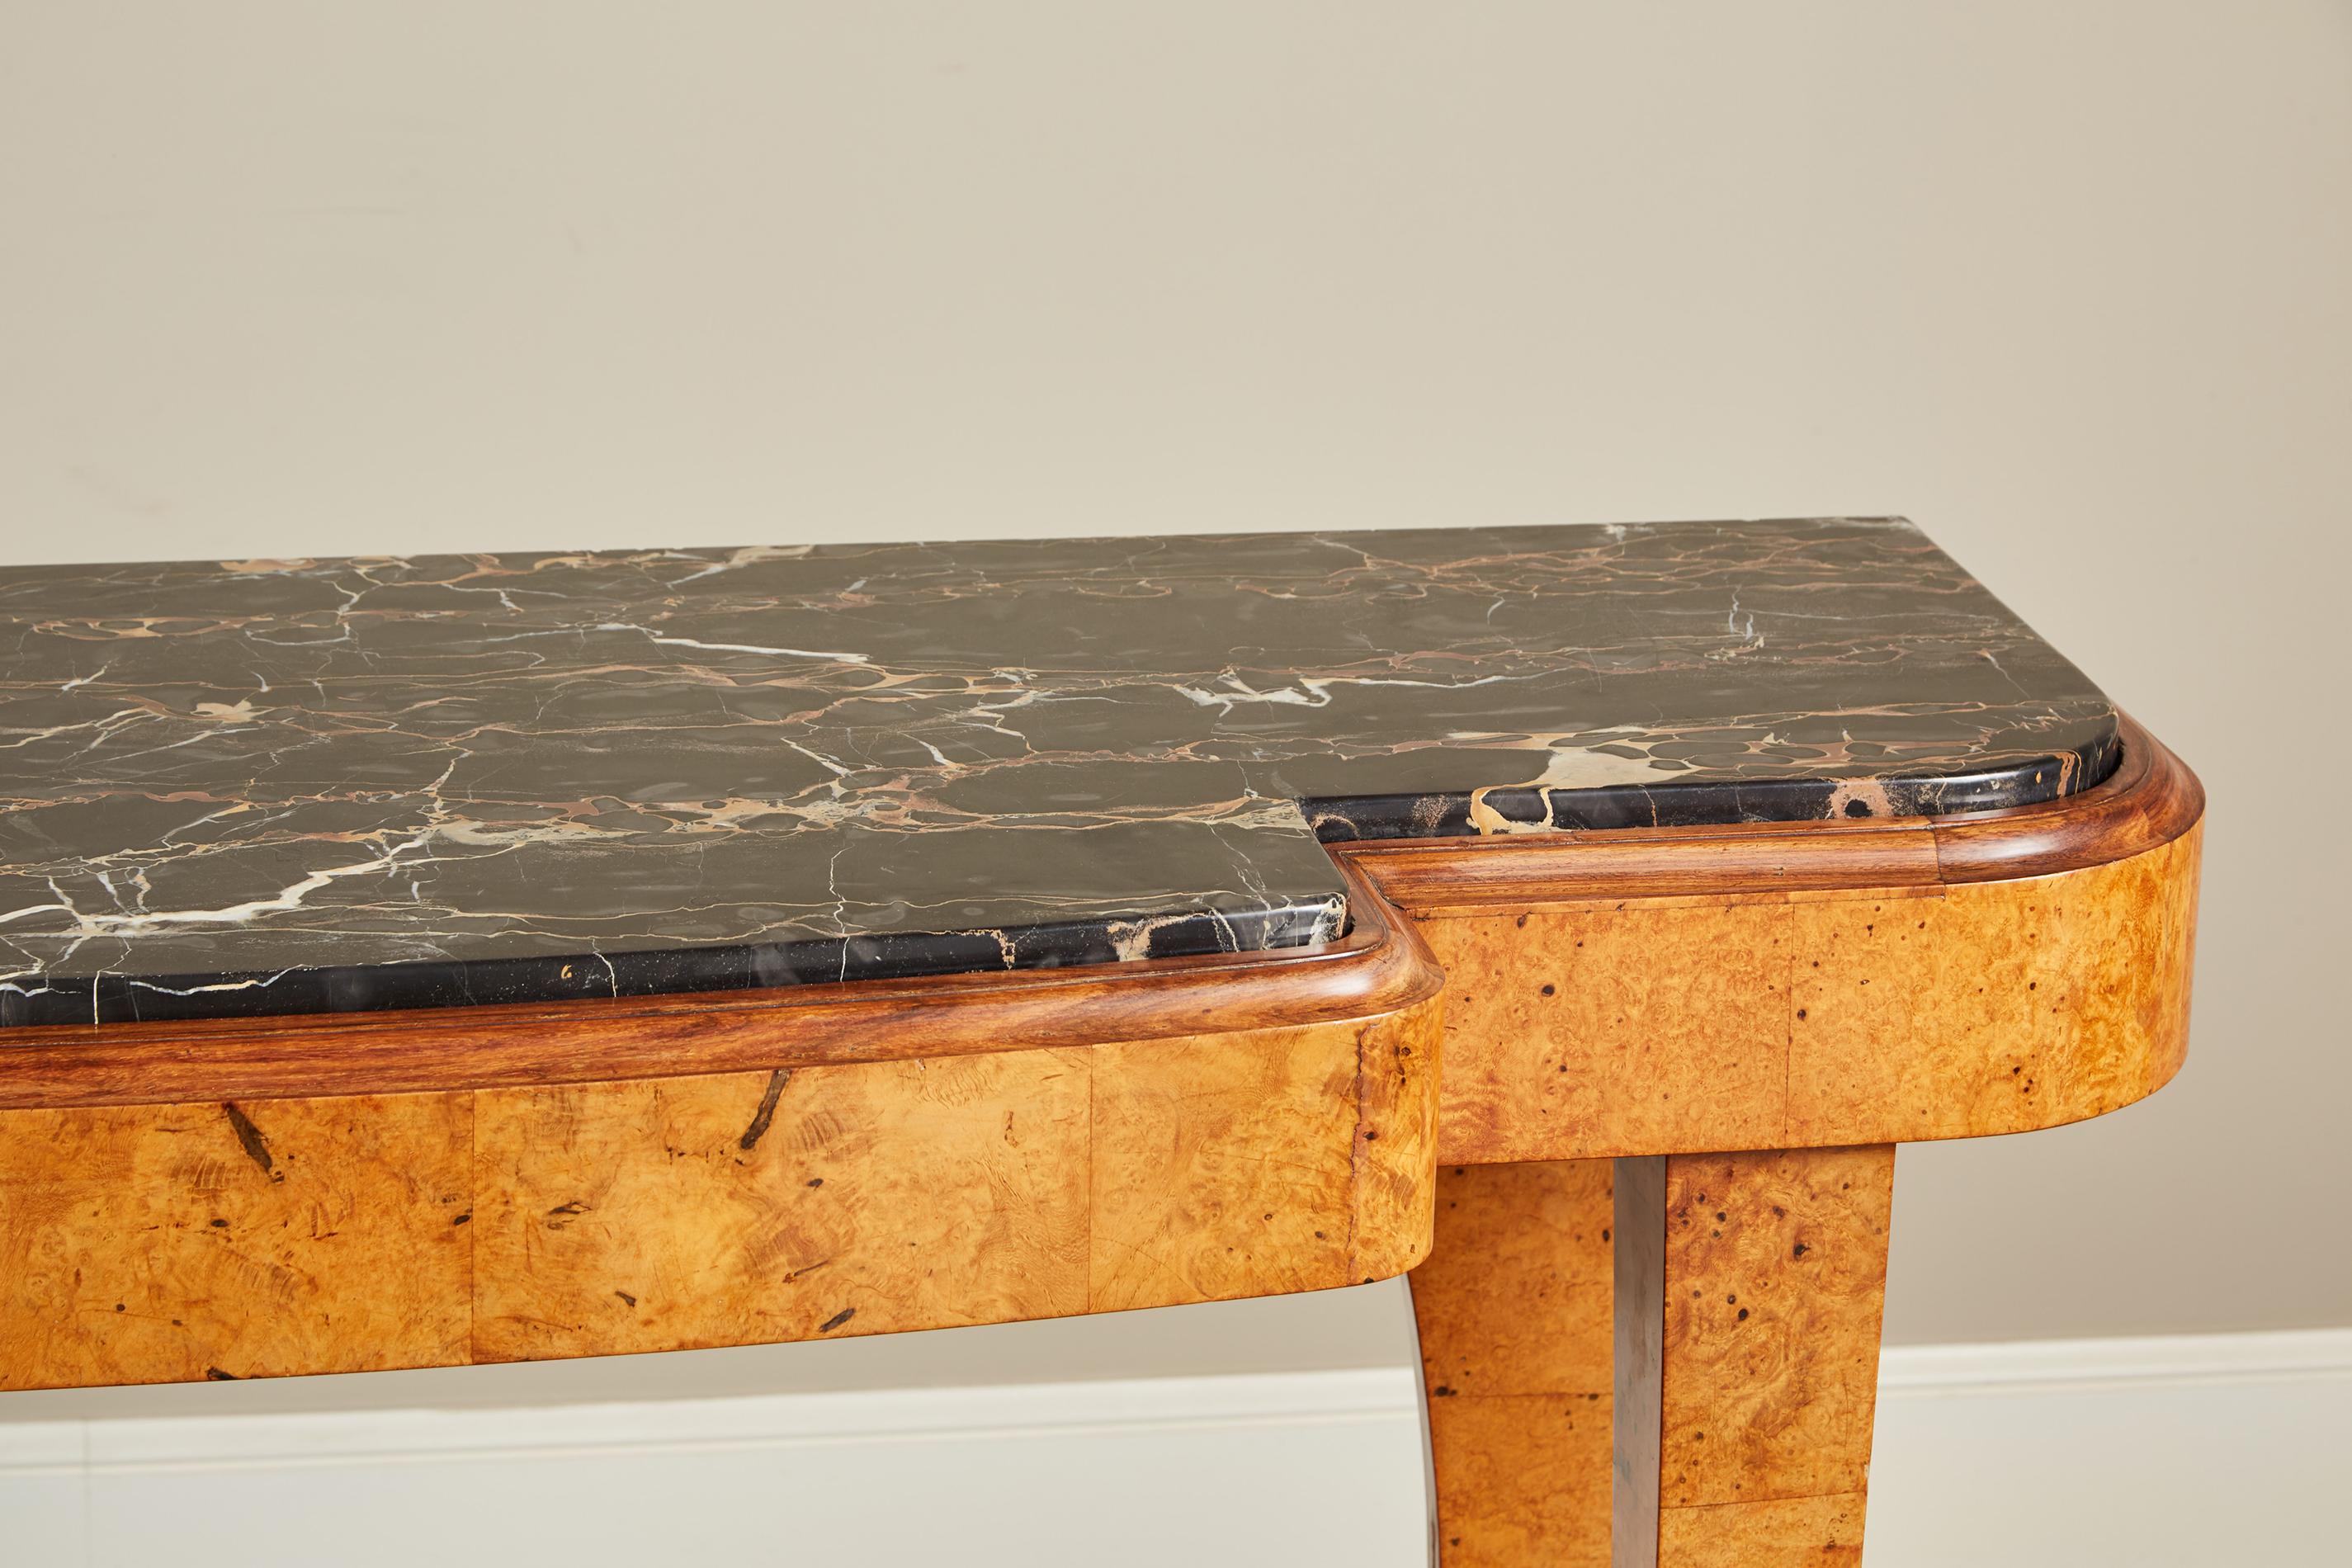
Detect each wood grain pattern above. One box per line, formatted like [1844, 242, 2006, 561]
[1419, 904, 1793, 1164]
[1787, 830, 2199, 1143]
[1657, 1147, 1892, 1514]
[1348, 1006, 1445, 1285]
[1419, 1150, 1890, 1568]
[1429, 1391, 1612, 1568]
[473, 1055, 1091, 1362]
[1418, 1160, 1614, 1400]
[1412, 1159, 1616, 1568]
[1655, 1493, 1866, 1568]
[1624, 1145, 1890, 1568]
[1, 1004, 1442, 1390]
[1357, 725, 2202, 1164]
[1087, 1027, 1356, 1314]
[0, 1093, 471, 1389]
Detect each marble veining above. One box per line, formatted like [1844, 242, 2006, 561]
[0, 518, 2117, 1026]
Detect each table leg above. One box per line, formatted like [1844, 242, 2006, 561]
[1615, 1145, 1895, 1568]
[1410, 1147, 1894, 1566]
[1410, 1159, 1617, 1567]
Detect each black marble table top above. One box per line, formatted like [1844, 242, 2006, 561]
[0, 518, 2117, 1027]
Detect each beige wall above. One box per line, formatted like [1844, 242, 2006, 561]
[2, 2, 2345, 1343]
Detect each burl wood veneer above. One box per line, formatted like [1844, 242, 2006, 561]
[1414, 1159, 1616, 1568]
[1352, 719, 2199, 1163]
[0, 877, 1442, 1390]
[1641, 1145, 1892, 1568]
[1399, 721, 2200, 1566]
[1411, 1149, 1892, 1568]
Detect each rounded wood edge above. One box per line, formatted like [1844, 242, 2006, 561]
[1798, 810, 2200, 1151]
[0, 857, 1445, 1111]
[1425, 813, 2203, 1165]
[1928, 715, 2202, 883]
[1334, 713, 2201, 909]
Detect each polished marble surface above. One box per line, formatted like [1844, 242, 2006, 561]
[0, 518, 2115, 1025]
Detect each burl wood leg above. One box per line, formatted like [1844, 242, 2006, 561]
[1411, 1147, 1893, 1568]
[1411, 1159, 1618, 1567]
[1616, 1145, 1895, 1568]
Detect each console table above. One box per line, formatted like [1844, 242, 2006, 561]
[0, 518, 2199, 1566]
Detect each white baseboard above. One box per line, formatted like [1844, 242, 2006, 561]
[1869, 1328, 2352, 1568]
[0, 1282, 1433, 1568]
[0, 1371, 1429, 1568]
[3, 1308, 2345, 1568]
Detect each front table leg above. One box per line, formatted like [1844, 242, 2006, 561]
[1410, 1147, 1894, 1567]
[1616, 1145, 1895, 1568]
[1413, 1160, 1618, 1566]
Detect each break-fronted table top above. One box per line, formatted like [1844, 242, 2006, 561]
[0, 517, 2114, 1026]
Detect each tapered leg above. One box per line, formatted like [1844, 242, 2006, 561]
[1410, 1146, 1895, 1568]
[1411, 1159, 1617, 1567]
[1615, 1145, 1895, 1568]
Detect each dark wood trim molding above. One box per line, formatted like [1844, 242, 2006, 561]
[1333, 715, 2198, 912]
[0, 857, 1443, 1111]
[1929, 716, 2202, 884]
